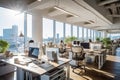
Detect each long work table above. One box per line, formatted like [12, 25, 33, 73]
[1, 55, 71, 80]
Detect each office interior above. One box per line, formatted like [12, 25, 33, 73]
[0, 0, 120, 80]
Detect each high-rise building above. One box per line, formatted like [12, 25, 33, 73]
[12, 25, 18, 42]
[3, 25, 18, 44]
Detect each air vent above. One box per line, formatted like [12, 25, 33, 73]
[89, 20, 95, 23]
[84, 22, 91, 24]
[66, 15, 74, 17]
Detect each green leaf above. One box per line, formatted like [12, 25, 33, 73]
[0, 40, 9, 53]
[64, 36, 78, 44]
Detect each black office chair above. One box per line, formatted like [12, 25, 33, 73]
[70, 46, 86, 75]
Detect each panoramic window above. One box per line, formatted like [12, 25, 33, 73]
[65, 24, 71, 37]
[110, 33, 120, 40]
[94, 30, 97, 40]
[84, 28, 87, 41]
[43, 18, 54, 43]
[73, 25, 77, 37]
[0, 7, 25, 52]
[91, 30, 94, 41]
[55, 21, 63, 43]
[88, 29, 91, 40]
[79, 27, 83, 40]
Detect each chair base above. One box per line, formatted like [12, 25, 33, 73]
[71, 65, 86, 75]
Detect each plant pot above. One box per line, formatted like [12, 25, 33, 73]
[0, 53, 5, 59]
[67, 42, 72, 48]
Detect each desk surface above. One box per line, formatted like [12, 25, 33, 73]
[84, 49, 106, 54]
[1, 56, 70, 75]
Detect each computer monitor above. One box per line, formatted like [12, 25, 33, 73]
[29, 47, 39, 58]
[46, 51, 58, 61]
[81, 42, 90, 49]
[90, 43, 102, 51]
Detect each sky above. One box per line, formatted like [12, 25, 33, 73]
[0, 7, 24, 36]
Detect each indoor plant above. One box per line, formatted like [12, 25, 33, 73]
[96, 37, 100, 42]
[64, 36, 78, 47]
[101, 38, 111, 49]
[0, 39, 9, 53]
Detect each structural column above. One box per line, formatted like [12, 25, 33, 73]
[32, 12, 43, 43]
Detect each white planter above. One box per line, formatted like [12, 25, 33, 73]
[0, 53, 5, 59]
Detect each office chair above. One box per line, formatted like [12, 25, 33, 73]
[70, 46, 86, 75]
[58, 44, 66, 57]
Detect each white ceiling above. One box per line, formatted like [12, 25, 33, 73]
[0, 0, 120, 33]
[28, 0, 120, 33]
[0, 0, 113, 33]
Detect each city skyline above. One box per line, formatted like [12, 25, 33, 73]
[0, 7, 24, 36]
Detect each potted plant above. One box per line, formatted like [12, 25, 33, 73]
[101, 38, 111, 49]
[64, 36, 78, 47]
[96, 37, 100, 42]
[0, 39, 9, 54]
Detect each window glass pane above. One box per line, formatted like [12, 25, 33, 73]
[88, 29, 91, 40]
[98, 31, 100, 38]
[91, 30, 94, 41]
[99, 31, 102, 38]
[94, 30, 96, 41]
[93, 30, 96, 41]
[65, 24, 71, 37]
[43, 18, 53, 43]
[96, 31, 99, 38]
[73, 25, 77, 37]
[101, 31, 104, 38]
[27, 14, 32, 39]
[79, 27, 82, 40]
[110, 33, 120, 40]
[0, 7, 24, 52]
[56, 21, 63, 43]
[84, 28, 87, 41]
[107, 33, 111, 38]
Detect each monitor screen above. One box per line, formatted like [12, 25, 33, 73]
[90, 43, 102, 50]
[81, 42, 90, 49]
[29, 47, 39, 58]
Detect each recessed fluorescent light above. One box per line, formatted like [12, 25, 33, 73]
[37, 0, 42, 1]
[54, 6, 79, 17]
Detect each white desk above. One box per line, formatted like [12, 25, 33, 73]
[84, 49, 106, 69]
[1, 55, 70, 80]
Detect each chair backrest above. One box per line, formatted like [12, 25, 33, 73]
[72, 46, 83, 53]
[58, 42, 66, 53]
[46, 51, 58, 61]
[72, 46, 85, 61]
